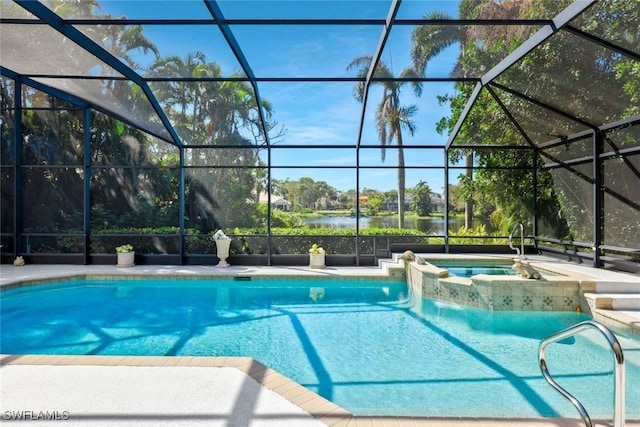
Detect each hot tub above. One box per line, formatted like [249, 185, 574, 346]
[405, 255, 584, 312]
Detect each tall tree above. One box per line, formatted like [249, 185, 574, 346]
[411, 0, 572, 233]
[148, 51, 210, 144]
[412, 180, 435, 217]
[411, 4, 476, 229]
[347, 56, 422, 228]
[149, 52, 273, 230]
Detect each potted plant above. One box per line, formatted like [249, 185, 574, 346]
[212, 229, 232, 268]
[115, 244, 135, 268]
[308, 243, 326, 269]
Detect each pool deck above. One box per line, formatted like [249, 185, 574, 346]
[2, 258, 640, 427]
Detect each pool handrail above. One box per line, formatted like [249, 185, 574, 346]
[508, 222, 525, 258]
[538, 320, 625, 427]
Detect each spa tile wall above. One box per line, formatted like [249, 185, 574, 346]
[407, 263, 584, 312]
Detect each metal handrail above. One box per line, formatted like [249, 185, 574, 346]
[509, 222, 524, 258]
[538, 320, 625, 427]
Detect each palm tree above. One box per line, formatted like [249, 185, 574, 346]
[149, 51, 279, 229]
[203, 76, 273, 146]
[347, 56, 422, 228]
[411, 0, 546, 230]
[148, 51, 210, 137]
[98, 22, 159, 71]
[411, 6, 475, 229]
[93, 15, 160, 112]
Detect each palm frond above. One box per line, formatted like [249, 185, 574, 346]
[411, 11, 463, 76]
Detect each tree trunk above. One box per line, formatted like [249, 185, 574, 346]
[464, 153, 474, 229]
[397, 133, 406, 229]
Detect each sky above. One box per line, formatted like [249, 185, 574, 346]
[97, 0, 465, 195]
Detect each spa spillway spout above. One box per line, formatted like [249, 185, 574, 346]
[509, 223, 525, 259]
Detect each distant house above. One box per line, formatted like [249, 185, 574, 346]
[382, 193, 414, 212]
[256, 192, 292, 211]
[382, 192, 444, 213]
[317, 196, 341, 210]
[429, 192, 445, 213]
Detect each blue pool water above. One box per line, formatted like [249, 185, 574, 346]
[2, 278, 639, 418]
[446, 266, 518, 277]
[429, 263, 519, 277]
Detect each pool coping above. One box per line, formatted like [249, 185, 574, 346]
[0, 354, 350, 426]
[3, 354, 639, 427]
[0, 261, 408, 291]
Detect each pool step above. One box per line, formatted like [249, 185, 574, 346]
[589, 280, 640, 317]
[584, 293, 640, 333]
[610, 294, 640, 310]
[617, 310, 640, 322]
[595, 280, 640, 293]
[585, 293, 640, 310]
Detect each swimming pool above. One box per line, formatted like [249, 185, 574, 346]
[2, 277, 639, 418]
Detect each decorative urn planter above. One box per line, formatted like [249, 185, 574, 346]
[117, 251, 135, 268]
[213, 230, 232, 268]
[214, 238, 231, 268]
[308, 244, 326, 269]
[115, 244, 135, 268]
[309, 253, 326, 269]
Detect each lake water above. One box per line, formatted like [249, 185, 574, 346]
[305, 216, 495, 234]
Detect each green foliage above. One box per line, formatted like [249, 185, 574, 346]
[447, 225, 504, 245]
[365, 193, 384, 216]
[411, 180, 434, 217]
[309, 243, 325, 254]
[256, 203, 306, 228]
[615, 60, 640, 118]
[115, 244, 133, 253]
[416, 0, 600, 240]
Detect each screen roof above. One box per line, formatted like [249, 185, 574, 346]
[2, 0, 638, 151]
